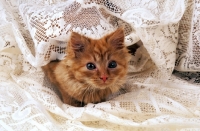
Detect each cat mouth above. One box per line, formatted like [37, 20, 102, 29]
[96, 81, 113, 88]
[85, 81, 110, 89]
[98, 82, 109, 86]
[86, 78, 117, 89]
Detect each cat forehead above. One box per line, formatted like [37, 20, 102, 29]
[92, 39, 111, 54]
[89, 39, 111, 61]
[92, 38, 109, 50]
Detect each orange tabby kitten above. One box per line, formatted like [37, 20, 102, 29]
[42, 28, 132, 107]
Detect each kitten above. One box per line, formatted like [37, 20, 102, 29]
[42, 28, 132, 107]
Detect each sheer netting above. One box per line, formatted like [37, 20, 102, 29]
[1, 0, 200, 130]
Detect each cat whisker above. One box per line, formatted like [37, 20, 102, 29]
[89, 88, 93, 104]
[81, 84, 94, 105]
[87, 88, 92, 102]
[69, 92, 74, 106]
[90, 85, 96, 104]
[91, 88, 96, 104]
[81, 86, 91, 106]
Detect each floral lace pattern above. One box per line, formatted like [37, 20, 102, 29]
[175, 0, 200, 71]
[1, 0, 200, 130]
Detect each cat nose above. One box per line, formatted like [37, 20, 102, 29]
[100, 75, 108, 82]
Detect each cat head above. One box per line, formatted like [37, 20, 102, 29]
[65, 28, 131, 91]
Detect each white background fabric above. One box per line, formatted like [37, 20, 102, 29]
[1, 0, 200, 130]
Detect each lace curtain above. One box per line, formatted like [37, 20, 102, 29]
[1, 0, 200, 130]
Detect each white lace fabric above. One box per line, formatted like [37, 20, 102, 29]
[1, 0, 200, 130]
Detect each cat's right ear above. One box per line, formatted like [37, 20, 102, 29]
[70, 32, 85, 52]
[69, 32, 90, 57]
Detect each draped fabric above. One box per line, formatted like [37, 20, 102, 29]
[1, 0, 200, 130]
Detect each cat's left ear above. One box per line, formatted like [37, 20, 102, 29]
[106, 28, 125, 50]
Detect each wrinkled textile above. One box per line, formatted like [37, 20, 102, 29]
[1, 0, 200, 130]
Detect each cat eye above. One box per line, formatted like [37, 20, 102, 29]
[108, 61, 117, 68]
[86, 63, 96, 70]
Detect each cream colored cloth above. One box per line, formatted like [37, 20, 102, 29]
[1, 0, 200, 130]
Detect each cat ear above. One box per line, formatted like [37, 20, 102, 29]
[107, 28, 125, 50]
[70, 32, 86, 53]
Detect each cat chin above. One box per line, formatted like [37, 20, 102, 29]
[85, 82, 107, 89]
[96, 86, 110, 90]
[92, 83, 116, 90]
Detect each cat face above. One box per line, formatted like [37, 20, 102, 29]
[65, 28, 131, 89]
